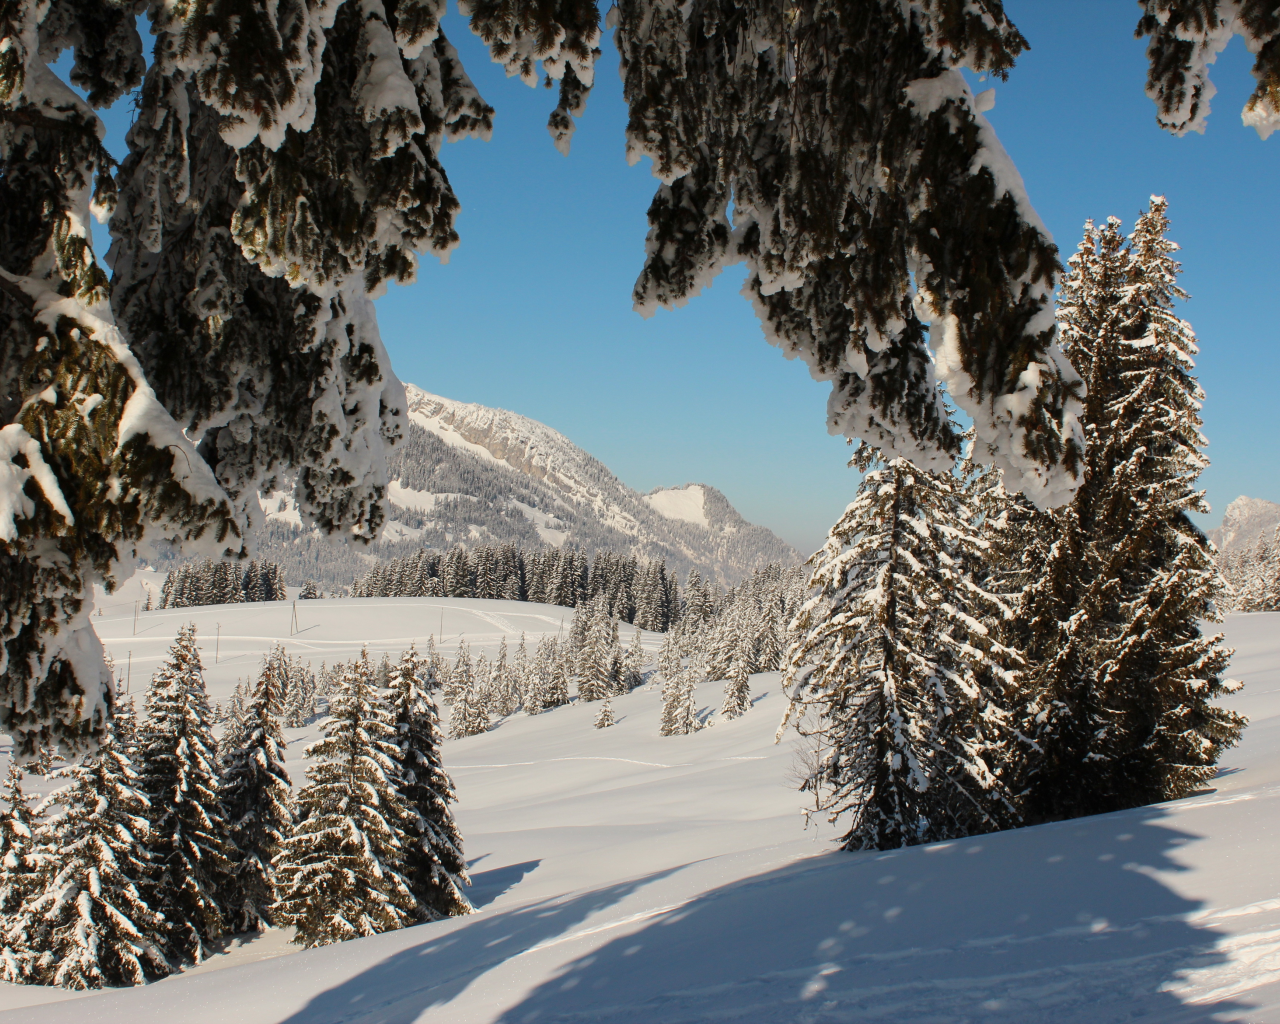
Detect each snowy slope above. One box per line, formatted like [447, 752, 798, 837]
[2, 602, 1279, 1023]
[1210, 496, 1280, 554]
[390, 385, 802, 582]
[644, 484, 709, 526]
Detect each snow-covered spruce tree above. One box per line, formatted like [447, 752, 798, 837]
[0, 764, 38, 982]
[138, 624, 236, 962]
[0, 8, 241, 759]
[778, 451, 1021, 850]
[450, 653, 491, 739]
[0, 765, 38, 916]
[110, 0, 602, 538]
[660, 664, 702, 737]
[387, 645, 472, 921]
[721, 659, 752, 720]
[615, 0, 1083, 501]
[1137, 1, 1280, 139]
[219, 649, 294, 933]
[16, 736, 169, 988]
[595, 697, 615, 729]
[1013, 201, 1243, 823]
[274, 649, 416, 948]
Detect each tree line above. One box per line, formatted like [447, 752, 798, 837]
[161, 559, 289, 608]
[352, 545, 684, 632]
[1219, 533, 1280, 612]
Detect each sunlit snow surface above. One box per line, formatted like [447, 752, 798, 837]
[644, 485, 709, 528]
[2, 601, 1279, 1023]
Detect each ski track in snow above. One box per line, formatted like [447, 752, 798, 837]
[1, 602, 1279, 1023]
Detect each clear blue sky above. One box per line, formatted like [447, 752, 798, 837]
[87, 1, 1278, 554]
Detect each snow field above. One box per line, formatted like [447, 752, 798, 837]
[0, 604, 1277, 1022]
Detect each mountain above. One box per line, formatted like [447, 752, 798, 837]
[1207, 496, 1280, 555]
[253, 385, 800, 589]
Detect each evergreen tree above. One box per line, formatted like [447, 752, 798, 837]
[779, 453, 1020, 850]
[451, 655, 492, 739]
[300, 579, 321, 600]
[387, 645, 472, 921]
[138, 624, 237, 962]
[15, 738, 170, 988]
[275, 649, 415, 947]
[1013, 201, 1244, 822]
[595, 697, 615, 729]
[660, 666, 703, 737]
[721, 660, 752, 720]
[220, 651, 294, 932]
[0, 763, 40, 982]
[1137, 1, 1280, 139]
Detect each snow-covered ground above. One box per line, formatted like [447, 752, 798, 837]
[1, 602, 1278, 1023]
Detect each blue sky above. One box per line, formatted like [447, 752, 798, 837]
[87, 1, 1278, 554]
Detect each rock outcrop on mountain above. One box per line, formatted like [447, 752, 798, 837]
[1208, 496, 1280, 555]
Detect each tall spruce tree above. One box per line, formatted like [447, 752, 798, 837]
[1012, 201, 1244, 823]
[14, 736, 170, 988]
[779, 453, 1020, 850]
[220, 649, 294, 932]
[387, 645, 472, 921]
[275, 648, 416, 947]
[139, 623, 236, 962]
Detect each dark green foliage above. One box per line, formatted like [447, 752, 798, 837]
[1007, 200, 1244, 822]
[617, 0, 1083, 500]
[220, 652, 294, 932]
[1137, 1, 1280, 137]
[388, 645, 471, 921]
[139, 624, 237, 962]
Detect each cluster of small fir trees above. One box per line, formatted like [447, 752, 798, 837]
[1218, 532, 1280, 612]
[656, 564, 805, 734]
[353, 544, 681, 630]
[434, 600, 647, 738]
[779, 198, 1244, 850]
[161, 558, 288, 608]
[0, 627, 471, 986]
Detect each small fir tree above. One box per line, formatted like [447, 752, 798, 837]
[595, 697, 615, 729]
[275, 649, 416, 947]
[387, 645, 472, 921]
[138, 623, 237, 962]
[220, 652, 295, 932]
[15, 739, 170, 988]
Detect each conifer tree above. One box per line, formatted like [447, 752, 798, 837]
[220, 651, 294, 932]
[387, 645, 472, 921]
[660, 666, 703, 737]
[779, 452, 1021, 850]
[0, 765, 37, 983]
[15, 737, 170, 988]
[721, 661, 752, 720]
[138, 624, 236, 962]
[450, 655, 492, 739]
[595, 697, 615, 729]
[1013, 201, 1244, 822]
[275, 649, 415, 947]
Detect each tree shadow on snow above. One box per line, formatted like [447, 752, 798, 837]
[467, 860, 541, 908]
[274, 865, 688, 1024]
[494, 806, 1255, 1024]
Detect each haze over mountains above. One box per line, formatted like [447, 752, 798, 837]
[252, 385, 800, 590]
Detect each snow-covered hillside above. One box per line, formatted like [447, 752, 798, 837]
[382, 386, 801, 584]
[1209, 495, 1280, 554]
[2, 595, 1278, 1023]
[246, 387, 801, 590]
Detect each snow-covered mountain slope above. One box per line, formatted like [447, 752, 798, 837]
[3, 597, 1279, 1023]
[1210, 496, 1280, 554]
[384, 385, 801, 583]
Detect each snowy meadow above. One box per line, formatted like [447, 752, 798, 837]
[0, 583, 1276, 1024]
